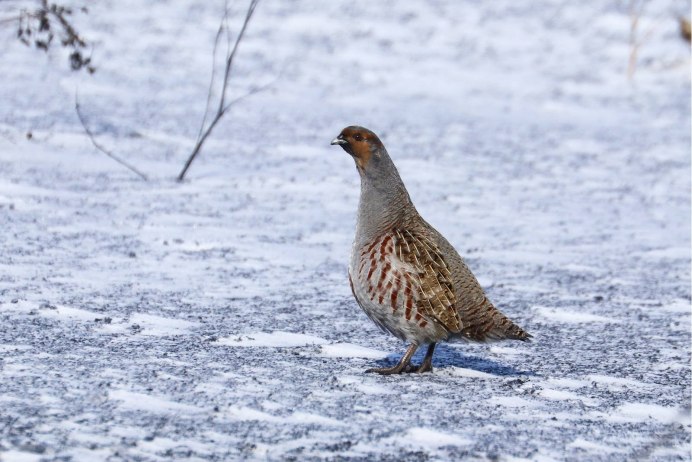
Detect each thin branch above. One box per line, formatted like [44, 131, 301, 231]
[224, 4, 233, 58]
[218, 0, 259, 111]
[627, 0, 662, 80]
[221, 79, 275, 115]
[177, 112, 226, 183]
[628, 0, 642, 79]
[196, 4, 229, 143]
[177, 0, 262, 182]
[75, 94, 148, 181]
[177, 83, 272, 182]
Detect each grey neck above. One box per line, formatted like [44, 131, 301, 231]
[355, 152, 415, 243]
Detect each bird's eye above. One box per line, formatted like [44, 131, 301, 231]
[354, 134, 363, 141]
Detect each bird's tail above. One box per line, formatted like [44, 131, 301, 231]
[459, 300, 532, 342]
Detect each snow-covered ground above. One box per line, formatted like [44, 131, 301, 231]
[0, 0, 690, 460]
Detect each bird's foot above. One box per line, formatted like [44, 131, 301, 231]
[407, 361, 433, 374]
[366, 362, 432, 374]
[365, 344, 420, 375]
[365, 364, 407, 375]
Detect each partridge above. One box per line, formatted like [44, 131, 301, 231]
[331, 126, 531, 375]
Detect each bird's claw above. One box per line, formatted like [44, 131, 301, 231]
[365, 366, 405, 375]
[365, 363, 433, 375]
[408, 362, 433, 373]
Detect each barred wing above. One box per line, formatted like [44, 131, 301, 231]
[392, 229, 462, 333]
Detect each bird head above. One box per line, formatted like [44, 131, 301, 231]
[331, 126, 385, 173]
[331, 125, 412, 213]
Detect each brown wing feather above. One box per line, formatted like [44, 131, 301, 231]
[444, 249, 531, 342]
[400, 222, 532, 343]
[393, 229, 461, 333]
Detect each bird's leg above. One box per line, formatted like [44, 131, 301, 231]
[410, 343, 436, 373]
[366, 343, 418, 375]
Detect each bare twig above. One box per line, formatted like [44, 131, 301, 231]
[75, 94, 148, 181]
[627, 0, 660, 80]
[177, 0, 262, 182]
[628, 1, 640, 78]
[195, 5, 229, 143]
[222, 79, 275, 114]
[218, 0, 259, 111]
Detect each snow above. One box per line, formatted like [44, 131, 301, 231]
[109, 390, 203, 414]
[534, 306, 614, 324]
[0, 451, 43, 462]
[600, 403, 690, 425]
[488, 396, 540, 409]
[567, 438, 628, 454]
[105, 313, 199, 336]
[538, 388, 599, 407]
[442, 367, 498, 379]
[0, 0, 690, 460]
[226, 405, 345, 427]
[215, 331, 328, 347]
[319, 343, 389, 359]
[662, 299, 692, 313]
[382, 427, 472, 450]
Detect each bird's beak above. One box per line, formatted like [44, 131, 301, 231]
[331, 135, 347, 146]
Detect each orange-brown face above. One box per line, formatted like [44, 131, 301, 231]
[330, 126, 383, 171]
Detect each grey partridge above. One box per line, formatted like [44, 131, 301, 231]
[331, 126, 531, 375]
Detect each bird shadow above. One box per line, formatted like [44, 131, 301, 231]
[377, 343, 536, 377]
